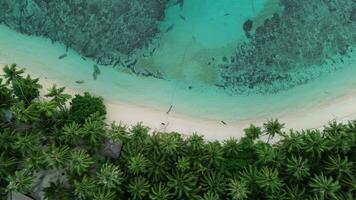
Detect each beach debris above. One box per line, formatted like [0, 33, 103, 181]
[221, 121, 227, 125]
[166, 24, 174, 33]
[58, 53, 67, 59]
[180, 14, 186, 21]
[93, 64, 101, 80]
[166, 105, 173, 114]
[75, 80, 84, 84]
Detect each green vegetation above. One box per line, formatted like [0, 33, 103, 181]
[0, 65, 355, 200]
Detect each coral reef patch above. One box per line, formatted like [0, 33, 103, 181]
[0, 0, 169, 72]
[218, 0, 356, 94]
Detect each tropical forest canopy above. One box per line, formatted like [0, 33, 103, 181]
[0, 64, 355, 199]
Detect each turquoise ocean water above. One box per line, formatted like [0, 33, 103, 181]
[0, 0, 355, 122]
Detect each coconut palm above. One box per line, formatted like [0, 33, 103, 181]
[255, 142, 276, 165]
[0, 78, 13, 109]
[279, 130, 304, 153]
[93, 188, 116, 200]
[147, 154, 168, 182]
[256, 167, 282, 194]
[13, 132, 41, 157]
[12, 75, 42, 104]
[244, 124, 262, 140]
[80, 113, 106, 148]
[149, 183, 171, 200]
[203, 141, 225, 169]
[128, 176, 150, 200]
[309, 173, 340, 200]
[263, 119, 285, 143]
[187, 133, 205, 152]
[5, 169, 33, 194]
[59, 121, 82, 145]
[284, 185, 306, 200]
[285, 155, 310, 181]
[0, 152, 17, 178]
[227, 179, 249, 200]
[201, 170, 226, 196]
[10, 101, 40, 124]
[160, 132, 184, 157]
[73, 176, 96, 200]
[301, 130, 329, 159]
[167, 171, 198, 199]
[324, 155, 353, 179]
[96, 163, 124, 189]
[43, 145, 70, 169]
[43, 180, 73, 200]
[176, 156, 190, 172]
[128, 153, 149, 175]
[199, 191, 220, 200]
[36, 101, 58, 118]
[67, 149, 94, 175]
[45, 84, 71, 109]
[2, 64, 24, 84]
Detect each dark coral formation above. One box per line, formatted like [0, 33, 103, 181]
[0, 0, 168, 67]
[219, 0, 356, 94]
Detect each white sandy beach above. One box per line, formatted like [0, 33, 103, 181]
[4, 66, 356, 141]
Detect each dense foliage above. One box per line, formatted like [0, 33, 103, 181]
[0, 65, 355, 200]
[69, 92, 106, 123]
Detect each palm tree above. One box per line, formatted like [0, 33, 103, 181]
[0, 78, 14, 109]
[80, 113, 106, 148]
[203, 141, 225, 169]
[128, 176, 150, 200]
[309, 173, 340, 200]
[10, 101, 40, 124]
[263, 119, 285, 143]
[255, 142, 276, 165]
[45, 84, 71, 109]
[96, 163, 124, 189]
[301, 130, 329, 159]
[176, 156, 190, 172]
[43, 180, 73, 200]
[199, 191, 220, 200]
[73, 176, 96, 199]
[201, 170, 226, 196]
[127, 153, 149, 175]
[14, 132, 41, 157]
[256, 167, 282, 194]
[279, 130, 304, 153]
[284, 185, 306, 200]
[285, 155, 310, 181]
[222, 137, 240, 158]
[67, 149, 94, 175]
[244, 124, 262, 140]
[5, 169, 33, 194]
[0, 152, 17, 179]
[43, 145, 70, 169]
[149, 183, 171, 200]
[227, 178, 249, 200]
[187, 133, 205, 152]
[2, 64, 24, 84]
[167, 171, 198, 199]
[324, 155, 352, 179]
[93, 188, 116, 200]
[59, 121, 82, 145]
[147, 154, 168, 182]
[12, 75, 42, 104]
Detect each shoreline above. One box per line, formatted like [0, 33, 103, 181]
[10, 67, 356, 141]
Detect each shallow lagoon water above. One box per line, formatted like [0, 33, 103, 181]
[0, 0, 356, 124]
